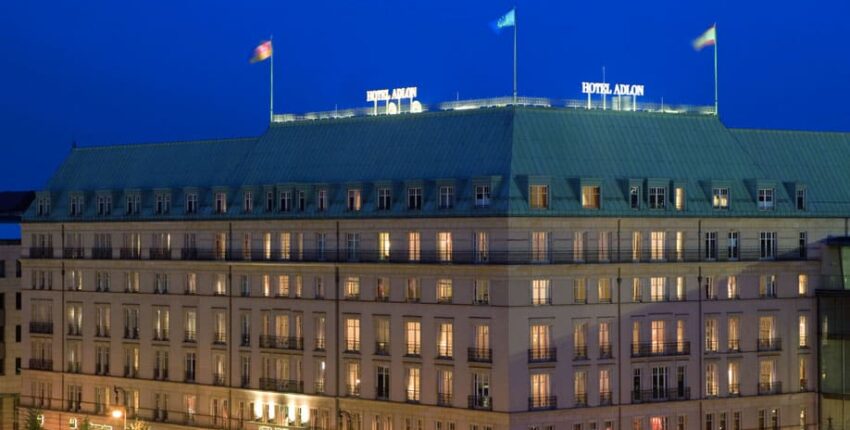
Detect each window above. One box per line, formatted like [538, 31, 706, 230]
[758, 188, 774, 210]
[574, 231, 586, 262]
[712, 188, 729, 209]
[728, 316, 740, 351]
[650, 320, 665, 353]
[185, 193, 198, 214]
[650, 277, 666, 302]
[598, 278, 611, 303]
[704, 232, 717, 260]
[799, 232, 808, 259]
[437, 279, 453, 303]
[408, 232, 421, 262]
[377, 232, 391, 261]
[704, 276, 716, 300]
[629, 186, 640, 209]
[529, 185, 549, 209]
[727, 231, 739, 260]
[437, 232, 452, 262]
[648, 187, 666, 209]
[242, 191, 253, 213]
[279, 190, 292, 212]
[474, 280, 490, 305]
[346, 233, 360, 261]
[346, 362, 360, 396]
[475, 185, 491, 208]
[531, 232, 549, 263]
[344, 318, 360, 352]
[405, 320, 421, 356]
[705, 363, 718, 397]
[36, 196, 51, 216]
[347, 189, 362, 211]
[406, 278, 421, 302]
[632, 279, 642, 302]
[727, 276, 738, 299]
[125, 193, 141, 215]
[439, 186, 454, 209]
[214, 192, 227, 214]
[798, 274, 808, 296]
[573, 322, 587, 359]
[598, 231, 611, 261]
[705, 319, 718, 351]
[345, 277, 360, 299]
[474, 231, 489, 263]
[674, 187, 685, 211]
[531, 279, 550, 305]
[97, 195, 112, 216]
[437, 322, 453, 358]
[582, 185, 601, 209]
[599, 322, 611, 358]
[796, 188, 806, 210]
[650, 231, 665, 261]
[799, 315, 808, 348]
[317, 189, 328, 212]
[760, 232, 777, 260]
[530, 373, 551, 408]
[376, 365, 390, 399]
[407, 187, 422, 210]
[573, 278, 587, 304]
[377, 188, 392, 210]
[632, 231, 643, 262]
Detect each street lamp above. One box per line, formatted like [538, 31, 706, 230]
[110, 406, 127, 430]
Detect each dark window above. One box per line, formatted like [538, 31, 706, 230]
[0, 261, 4, 278]
[796, 189, 806, 210]
[15, 325, 20, 343]
[408, 188, 422, 210]
[14, 358, 20, 375]
[629, 186, 640, 209]
[15, 292, 20, 310]
[15, 260, 20, 278]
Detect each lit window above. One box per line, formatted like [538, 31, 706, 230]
[582, 186, 601, 209]
[597, 278, 611, 303]
[757, 188, 774, 210]
[674, 187, 685, 211]
[475, 185, 491, 208]
[531, 232, 549, 263]
[407, 187, 422, 210]
[408, 232, 420, 262]
[214, 192, 227, 214]
[439, 186, 454, 209]
[405, 320, 421, 356]
[712, 188, 729, 209]
[529, 185, 549, 209]
[799, 315, 808, 348]
[347, 189, 361, 212]
[437, 232, 452, 262]
[650, 231, 665, 261]
[531, 279, 550, 305]
[377, 232, 391, 261]
[798, 274, 808, 296]
[345, 277, 360, 299]
[345, 318, 360, 352]
[437, 279, 453, 303]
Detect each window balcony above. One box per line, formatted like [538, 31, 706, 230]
[705, 340, 719, 353]
[404, 343, 421, 358]
[599, 391, 612, 405]
[92, 247, 113, 259]
[95, 364, 109, 375]
[437, 393, 453, 407]
[374, 341, 390, 356]
[212, 374, 226, 386]
[184, 330, 197, 343]
[123, 327, 139, 340]
[29, 322, 53, 334]
[757, 337, 782, 352]
[528, 347, 557, 363]
[63, 247, 84, 259]
[528, 395, 557, 411]
[29, 247, 54, 259]
[66, 362, 81, 373]
[405, 390, 420, 403]
[314, 380, 326, 394]
[468, 395, 492, 411]
[728, 339, 741, 352]
[573, 345, 588, 360]
[728, 383, 740, 396]
[259, 335, 303, 350]
[631, 341, 690, 357]
[153, 368, 168, 381]
[314, 338, 326, 351]
[800, 379, 809, 391]
[599, 344, 613, 359]
[758, 381, 782, 395]
[149, 248, 172, 260]
[436, 345, 453, 360]
[67, 325, 82, 337]
[343, 341, 361, 354]
[241, 376, 250, 388]
[213, 332, 227, 345]
[29, 358, 53, 371]
[119, 248, 142, 259]
[240, 334, 250, 347]
[632, 387, 691, 403]
[468, 348, 492, 363]
[124, 366, 139, 378]
[346, 384, 360, 397]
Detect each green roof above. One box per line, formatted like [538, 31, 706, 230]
[25, 106, 850, 221]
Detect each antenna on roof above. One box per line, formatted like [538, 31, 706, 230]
[602, 66, 607, 110]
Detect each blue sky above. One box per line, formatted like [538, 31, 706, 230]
[0, 0, 848, 224]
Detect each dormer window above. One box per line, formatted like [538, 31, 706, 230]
[439, 186, 454, 209]
[214, 192, 227, 214]
[317, 189, 328, 212]
[36, 197, 51, 216]
[96, 195, 112, 216]
[155, 193, 170, 215]
[69, 195, 84, 216]
[264, 190, 274, 212]
[796, 188, 806, 211]
[377, 187, 392, 211]
[581, 185, 601, 209]
[757, 188, 774, 210]
[674, 187, 685, 211]
[297, 190, 306, 211]
[712, 188, 729, 209]
[648, 187, 667, 209]
[629, 186, 640, 209]
[529, 185, 549, 209]
[407, 187, 422, 210]
[243, 191, 254, 213]
[347, 189, 362, 212]
[185, 193, 198, 214]
[279, 191, 292, 212]
[475, 185, 491, 208]
[125, 194, 140, 215]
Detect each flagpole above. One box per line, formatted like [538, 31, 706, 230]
[713, 25, 718, 116]
[270, 35, 274, 123]
[512, 7, 517, 103]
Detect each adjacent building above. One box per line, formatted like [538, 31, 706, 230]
[0, 240, 22, 429]
[18, 104, 850, 430]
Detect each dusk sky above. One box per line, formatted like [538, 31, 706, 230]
[1, 0, 848, 193]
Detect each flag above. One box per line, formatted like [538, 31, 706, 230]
[692, 25, 716, 51]
[250, 40, 273, 63]
[490, 8, 515, 33]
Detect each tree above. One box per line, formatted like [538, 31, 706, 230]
[126, 418, 150, 430]
[23, 408, 43, 430]
[79, 417, 93, 430]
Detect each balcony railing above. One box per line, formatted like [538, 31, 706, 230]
[346, 384, 360, 397]
[528, 395, 557, 410]
[574, 345, 588, 360]
[574, 392, 587, 407]
[405, 390, 420, 403]
[314, 338, 326, 351]
[599, 344, 613, 359]
[153, 368, 168, 380]
[184, 330, 197, 343]
[343, 341, 360, 354]
[29, 247, 54, 259]
[599, 391, 612, 405]
[436, 346, 453, 359]
[374, 341, 390, 356]
[30, 246, 812, 265]
[123, 327, 140, 340]
[468, 395, 492, 410]
[404, 343, 421, 358]
[631, 341, 690, 357]
[468, 348, 492, 363]
[632, 387, 691, 403]
[91, 247, 113, 259]
[29, 359, 52, 371]
[212, 374, 226, 386]
[758, 381, 782, 395]
[149, 248, 172, 260]
[528, 347, 557, 363]
[757, 337, 782, 352]
[29, 322, 53, 334]
[259, 335, 304, 350]
[728, 339, 741, 352]
[437, 393, 453, 406]
[729, 383, 740, 396]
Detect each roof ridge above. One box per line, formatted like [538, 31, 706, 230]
[72, 136, 258, 152]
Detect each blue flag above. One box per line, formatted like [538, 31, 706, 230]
[490, 8, 515, 33]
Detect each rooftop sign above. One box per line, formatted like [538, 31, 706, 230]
[581, 81, 645, 111]
[366, 86, 422, 115]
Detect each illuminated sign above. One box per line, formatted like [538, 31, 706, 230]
[366, 86, 422, 115]
[581, 82, 644, 97]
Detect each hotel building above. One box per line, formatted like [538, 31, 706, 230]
[17, 103, 850, 430]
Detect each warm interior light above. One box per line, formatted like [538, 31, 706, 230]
[111, 409, 123, 419]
